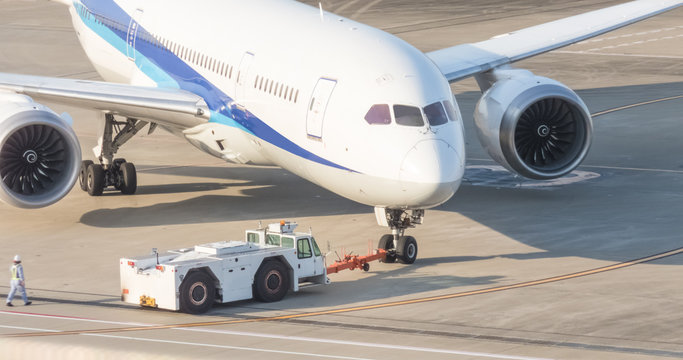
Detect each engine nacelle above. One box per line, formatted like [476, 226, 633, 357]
[0, 93, 81, 208]
[474, 70, 592, 180]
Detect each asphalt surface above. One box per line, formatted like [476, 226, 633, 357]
[0, 0, 682, 359]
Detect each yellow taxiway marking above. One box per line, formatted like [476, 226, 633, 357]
[6, 246, 683, 338]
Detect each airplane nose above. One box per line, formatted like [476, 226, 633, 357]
[399, 139, 463, 207]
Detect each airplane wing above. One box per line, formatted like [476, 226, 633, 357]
[0, 73, 210, 129]
[427, 0, 682, 83]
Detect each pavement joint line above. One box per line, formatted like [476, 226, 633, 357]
[4, 246, 683, 339]
[591, 94, 683, 117]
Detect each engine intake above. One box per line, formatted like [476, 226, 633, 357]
[474, 71, 592, 180]
[0, 94, 81, 208]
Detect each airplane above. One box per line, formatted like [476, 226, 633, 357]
[0, 0, 680, 264]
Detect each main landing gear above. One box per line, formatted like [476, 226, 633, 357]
[78, 113, 148, 196]
[375, 208, 424, 264]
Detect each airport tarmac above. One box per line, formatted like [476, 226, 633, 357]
[0, 0, 682, 359]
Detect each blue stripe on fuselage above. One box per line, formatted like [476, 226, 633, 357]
[77, 0, 356, 173]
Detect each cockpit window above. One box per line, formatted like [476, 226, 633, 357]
[394, 105, 424, 127]
[364, 104, 392, 125]
[423, 102, 448, 126]
[443, 100, 459, 122]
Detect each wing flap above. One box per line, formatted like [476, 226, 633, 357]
[427, 0, 682, 83]
[0, 73, 210, 129]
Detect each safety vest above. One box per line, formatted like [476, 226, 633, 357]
[10, 265, 19, 281]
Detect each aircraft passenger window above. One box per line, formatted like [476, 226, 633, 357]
[294, 90, 299, 103]
[364, 104, 391, 125]
[443, 100, 459, 122]
[394, 105, 424, 127]
[229, 66, 233, 79]
[279, 85, 284, 98]
[284, 86, 290, 100]
[423, 102, 448, 126]
[269, 81, 274, 94]
[259, 77, 264, 90]
[254, 75, 259, 88]
[297, 238, 312, 259]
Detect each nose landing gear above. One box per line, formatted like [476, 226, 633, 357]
[375, 208, 423, 264]
[78, 113, 148, 196]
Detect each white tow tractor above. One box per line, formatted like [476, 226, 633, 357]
[120, 221, 329, 314]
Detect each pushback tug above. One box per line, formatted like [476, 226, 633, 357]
[120, 221, 407, 313]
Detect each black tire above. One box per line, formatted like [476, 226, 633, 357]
[179, 271, 215, 314]
[119, 162, 137, 195]
[86, 164, 105, 196]
[79, 160, 93, 191]
[253, 261, 289, 303]
[378, 234, 396, 263]
[397, 236, 418, 264]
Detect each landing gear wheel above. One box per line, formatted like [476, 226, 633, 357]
[397, 236, 418, 264]
[378, 234, 396, 263]
[179, 271, 215, 314]
[86, 164, 105, 196]
[253, 261, 289, 303]
[112, 158, 127, 191]
[119, 162, 137, 195]
[79, 160, 93, 191]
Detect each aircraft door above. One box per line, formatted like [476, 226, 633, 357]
[235, 52, 255, 104]
[126, 9, 143, 61]
[306, 78, 337, 139]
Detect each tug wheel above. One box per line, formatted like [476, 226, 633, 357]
[179, 271, 215, 314]
[254, 260, 289, 303]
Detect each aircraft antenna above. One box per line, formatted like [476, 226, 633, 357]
[319, 2, 324, 21]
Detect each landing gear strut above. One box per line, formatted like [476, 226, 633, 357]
[375, 208, 423, 264]
[78, 113, 147, 196]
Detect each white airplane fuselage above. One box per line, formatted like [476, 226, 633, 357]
[68, 0, 465, 209]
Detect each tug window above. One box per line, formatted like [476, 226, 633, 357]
[297, 238, 312, 259]
[423, 101, 448, 126]
[364, 104, 391, 125]
[394, 105, 424, 127]
[266, 234, 281, 246]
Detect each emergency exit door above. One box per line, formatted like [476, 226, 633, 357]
[235, 52, 255, 103]
[126, 9, 143, 61]
[306, 78, 337, 139]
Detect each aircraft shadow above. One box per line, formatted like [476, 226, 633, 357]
[80, 82, 683, 267]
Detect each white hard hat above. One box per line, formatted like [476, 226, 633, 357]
[13, 255, 20, 262]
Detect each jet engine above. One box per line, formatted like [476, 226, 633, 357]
[0, 93, 81, 208]
[474, 70, 592, 180]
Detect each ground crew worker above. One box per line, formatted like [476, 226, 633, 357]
[6, 255, 31, 306]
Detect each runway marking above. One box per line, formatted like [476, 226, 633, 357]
[554, 50, 683, 59]
[576, 26, 683, 44]
[350, 0, 382, 19]
[591, 95, 683, 117]
[0, 325, 375, 360]
[584, 33, 683, 52]
[0, 313, 552, 360]
[333, 0, 363, 14]
[5, 246, 683, 339]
